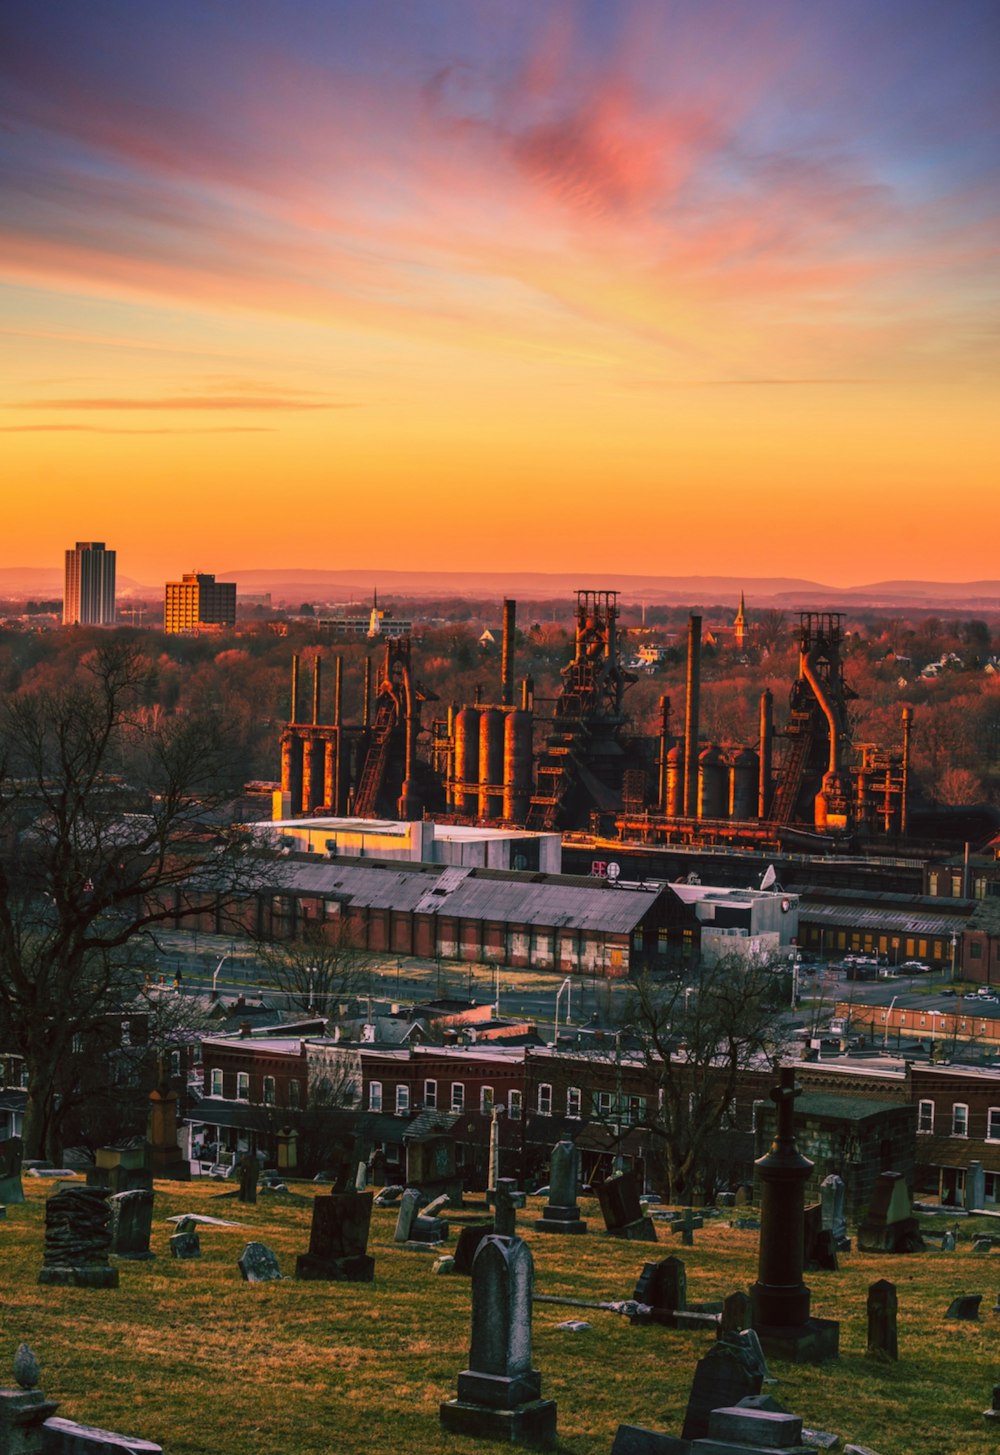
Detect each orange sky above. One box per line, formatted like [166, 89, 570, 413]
[2, 2, 997, 586]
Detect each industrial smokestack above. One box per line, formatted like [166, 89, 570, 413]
[312, 656, 322, 725]
[682, 615, 702, 818]
[501, 598, 516, 707]
[334, 656, 343, 728]
[901, 706, 913, 835]
[290, 654, 300, 725]
[362, 657, 372, 729]
[759, 688, 773, 818]
[658, 695, 671, 812]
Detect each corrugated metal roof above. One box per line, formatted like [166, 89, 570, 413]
[801, 900, 964, 937]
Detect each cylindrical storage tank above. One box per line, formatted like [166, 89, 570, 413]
[478, 707, 505, 819]
[665, 743, 684, 818]
[453, 707, 480, 814]
[729, 748, 759, 821]
[697, 745, 727, 821]
[503, 708, 533, 822]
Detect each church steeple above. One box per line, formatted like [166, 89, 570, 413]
[734, 591, 747, 650]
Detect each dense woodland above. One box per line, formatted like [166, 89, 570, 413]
[1, 600, 999, 808]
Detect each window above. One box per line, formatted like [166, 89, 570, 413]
[288, 1079, 301, 1109]
[72, 1034, 83, 1055]
[952, 1102, 969, 1137]
[236, 1072, 249, 1102]
[626, 1095, 648, 1127]
[917, 1100, 934, 1133]
[537, 1083, 553, 1116]
[424, 1079, 437, 1109]
[451, 1082, 465, 1113]
[263, 1076, 276, 1106]
[369, 1081, 383, 1112]
[396, 1084, 410, 1115]
[170, 1051, 181, 1079]
[971, 942, 983, 960]
[508, 1090, 522, 1121]
[211, 1068, 223, 1098]
[594, 1090, 613, 1119]
[989, 1108, 1000, 1142]
[480, 1086, 494, 1115]
[566, 1086, 582, 1119]
[751, 1099, 768, 1132]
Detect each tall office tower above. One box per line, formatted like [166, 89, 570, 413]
[164, 571, 237, 634]
[63, 541, 117, 625]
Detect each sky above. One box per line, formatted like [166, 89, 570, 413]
[1, 0, 998, 587]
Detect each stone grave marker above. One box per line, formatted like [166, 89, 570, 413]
[493, 1178, 525, 1239]
[857, 1171, 923, 1253]
[669, 1208, 702, 1247]
[707, 1404, 812, 1452]
[680, 1335, 765, 1442]
[394, 1186, 448, 1246]
[633, 1256, 687, 1314]
[108, 1189, 155, 1260]
[433, 1255, 456, 1275]
[0, 1343, 59, 1455]
[973, 1237, 993, 1254]
[454, 1222, 494, 1275]
[239, 1241, 282, 1282]
[295, 1189, 374, 1281]
[374, 1185, 403, 1207]
[945, 1294, 981, 1320]
[170, 1217, 201, 1259]
[866, 1279, 898, 1361]
[440, 1234, 557, 1447]
[0, 1136, 25, 1206]
[88, 1143, 153, 1196]
[592, 1170, 656, 1242]
[820, 1172, 849, 1250]
[966, 1160, 986, 1212]
[38, 1185, 119, 1288]
[720, 1290, 753, 1335]
[941, 1231, 956, 1252]
[984, 1383, 1000, 1428]
[534, 1139, 587, 1236]
[237, 1154, 259, 1206]
[803, 1202, 837, 1272]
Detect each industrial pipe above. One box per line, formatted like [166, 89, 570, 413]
[501, 599, 516, 708]
[683, 615, 702, 818]
[758, 689, 773, 818]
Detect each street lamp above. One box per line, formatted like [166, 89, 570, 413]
[212, 954, 230, 998]
[950, 933, 958, 982]
[307, 965, 317, 1013]
[882, 994, 899, 1052]
[552, 976, 572, 1047]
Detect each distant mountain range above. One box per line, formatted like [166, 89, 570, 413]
[3, 565, 1000, 611]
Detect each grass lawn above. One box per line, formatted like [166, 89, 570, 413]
[5, 1180, 999, 1455]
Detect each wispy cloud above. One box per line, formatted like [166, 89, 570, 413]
[15, 394, 349, 411]
[0, 424, 275, 433]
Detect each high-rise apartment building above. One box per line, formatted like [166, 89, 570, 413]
[63, 541, 116, 625]
[164, 572, 237, 634]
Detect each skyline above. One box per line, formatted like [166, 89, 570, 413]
[2, 1, 998, 584]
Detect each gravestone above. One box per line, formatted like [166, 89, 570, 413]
[404, 1120, 462, 1205]
[592, 1170, 656, 1242]
[866, 1279, 898, 1361]
[108, 1189, 155, 1260]
[37, 1185, 119, 1288]
[493, 1179, 525, 1239]
[670, 1208, 702, 1247]
[984, 1383, 1000, 1428]
[170, 1217, 201, 1259]
[374, 1185, 403, 1207]
[966, 1161, 986, 1212]
[803, 1202, 837, 1272]
[88, 1143, 153, 1196]
[534, 1139, 587, 1235]
[857, 1172, 923, 1253]
[749, 1068, 839, 1363]
[454, 1223, 494, 1275]
[0, 1344, 59, 1455]
[680, 1335, 764, 1441]
[720, 1290, 753, 1336]
[707, 1404, 813, 1453]
[945, 1294, 982, 1320]
[239, 1241, 282, 1282]
[633, 1257, 687, 1314]
[237, 1154, 259, 1206]
[0, 1136, 25, 1205]
[394, 1187, 448, 1246]
[941, 1231, 956, 1252]
[440, 1234, 557, 1447]
[820, 1172, 849, 1251]
[295, 1190, 375, 1281]
[146, 1066, 189, 1182]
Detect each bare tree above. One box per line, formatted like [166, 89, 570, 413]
[252, 915, 372, 1018]
[0, 641, 271, 1159]
[623, 954, 790, 1202]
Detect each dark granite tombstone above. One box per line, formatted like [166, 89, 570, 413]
[945, 1294, 982, 1320]
[534, 1139, 587, 1235]
[610, 1428, 687, 1454]
[89, 1144, 153, 1196]
[0, 1136, 25, 1205]
[749, 1068, 839, 1363]
[493, 1178, 525, 1239]
[295, 1190, 375, 1281]
[803, 1202, 838, 1272]
[866, 1279, 898, 1360]
[857, 1171, 923, 1254]
[592, 1170, 656, 1242]
[440, 1234, 557, 1447]
[633, 1257, 687, 1314]
[670, 1207, 702, 1247]
[820, 1172, 849, 1250]
[984, 1383, 1000, 1428]
[454, 1223, 494, 1275]
[394, 1187, 448, 1246]
[38, 1185, 119, 1288]
[239, 1241, 283, 1282]
[680, 1336, 764, 1441]
[170, 1216, 201, 1259]
[108, 1189, 155, 1260]
[720, 1290, 753, 1336]
[237, 1154, 259, 1206]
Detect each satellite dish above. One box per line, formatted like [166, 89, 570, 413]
[760, 864, 777, 890]
[606, 862, 621, 883]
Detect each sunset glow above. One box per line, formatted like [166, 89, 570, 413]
[2, 1, 997, 584]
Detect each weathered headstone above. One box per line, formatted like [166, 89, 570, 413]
[237, 1154, 259, 1206]
[720, 1290, 753, 1336]
[680, 1335, 764, 1441]
[394, 1187, 448, 1246]
[670, 1208, 702, 1247]
[534, 1140, 587, 1235]
[169, 1216, 201, 1259]
[945, 1294, 982, 1320]
[37, 1185, 119, 1288]
[454, 1222, 494, 1276]
[0, 1345, 59, 1455]
[238, 1241, 282, 1282]
[857, 1171, 923, 1254]
[966, 1160, 986, 1212]
[866, 1279, 898, 1361]
[592, 1170, 656, 1242]
[820, 1172, 849, 1250]
[493, 1178, 525, 1239]
[707, 1405, 811, 1452]
[749, 1068, 839, 1363]
[0, 1137, 25, 1206]
[295, 1190, 375, 1281]
[440, 1234, 557, 1447]
[108, 1189, 155, 1260]
[984, 1383, 1000, 1428]
[374, 1185, 403, 1207]
[633, 1257, 687, 1314]
[38, 1416, 163, 1454]
[803, 1202, 837, 1272]
[88, 1143, 153, 1196]
[941, 1231, 956, 1252]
